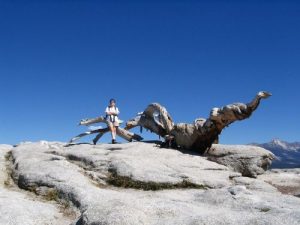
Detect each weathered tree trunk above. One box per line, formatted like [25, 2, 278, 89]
[69, 128, 109, 143]
[69, 117, 143, 144]
[125, 103, 174, 136]
[79, 116, 107, 126]
[125, 91, 271, 153]
[70, 91, 271, 151]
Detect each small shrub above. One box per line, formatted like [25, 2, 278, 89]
[107, 171, 208, 191]
[260, 207, 271, 212]
[44, 189, 59, 201]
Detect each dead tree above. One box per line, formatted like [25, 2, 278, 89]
[125, 91, 271, 153]
[69, 91, 271, 152]
[69, 116, 143, 144]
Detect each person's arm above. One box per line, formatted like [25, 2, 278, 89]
[105, 107, 112, 115]
[105, 107, 117, 115]
[115, 107, 120, 115]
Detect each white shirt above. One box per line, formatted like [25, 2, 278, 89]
[105, 106, 120, 123]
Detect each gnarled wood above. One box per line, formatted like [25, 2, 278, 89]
[69, 128, 109, 143]
[70, 91, 270, 150]
[69, 117, 143, 144]
[79, 116, 107, 126]
[125, 91, 271, 153]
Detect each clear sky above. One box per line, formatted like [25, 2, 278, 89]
[1, 0, 299, 145]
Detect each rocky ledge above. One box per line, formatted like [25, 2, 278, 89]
[1, 141, 300, 225]
[0, 144, 77, 225]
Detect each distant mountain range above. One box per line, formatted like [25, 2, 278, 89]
[250, 139, 300, 169]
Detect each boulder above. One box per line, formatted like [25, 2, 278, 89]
[5, 141, 300, 225]
[60, 142, 240, 189]
[205, 144, 275, 177]
[0, 144, 77, 225]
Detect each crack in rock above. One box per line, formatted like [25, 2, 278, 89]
[106, 167, 209, 191]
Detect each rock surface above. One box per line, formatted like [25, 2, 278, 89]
[0, 145, 12, 185]
[0, 144, 76, 225]
[1, 141, 300, 225]
[258, 168, 300, 197]
[205, 144, 275, 177]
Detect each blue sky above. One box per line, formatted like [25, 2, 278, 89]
[0, 0, 299, 145]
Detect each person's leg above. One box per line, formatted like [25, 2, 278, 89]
[108, 123, 115, 143]
[114, 126, 119, 142]
[112, 122, 119, 144]
[112, 126, 116, 141]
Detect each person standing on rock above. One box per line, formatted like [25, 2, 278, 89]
[105, 98, 120, 144]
